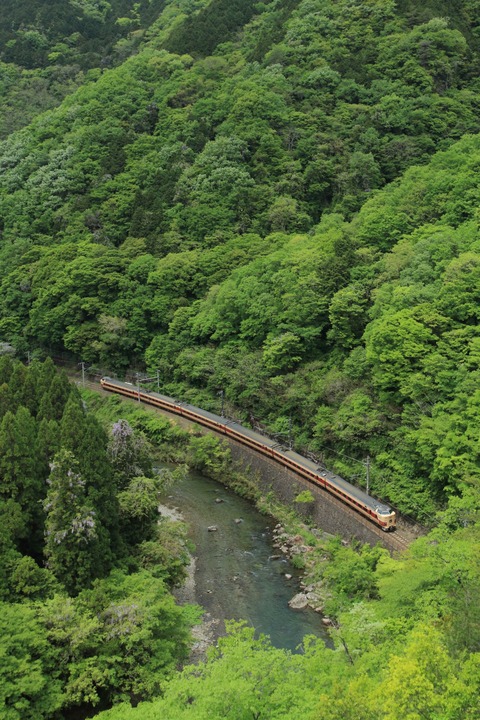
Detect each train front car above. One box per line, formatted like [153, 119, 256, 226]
[373, 502, 396, 531]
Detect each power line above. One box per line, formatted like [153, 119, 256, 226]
[311, 441, 368, 468]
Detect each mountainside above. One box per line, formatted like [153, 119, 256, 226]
[0, 0, 169, 137]
[0, 0, 479, 517]
[1, 3, 480, 719]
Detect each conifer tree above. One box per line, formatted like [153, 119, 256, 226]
[43, 449, 103, 594]
[37, 372, 71, 421]
[0, 355, 14, 385]
[61, 396, 122, 565]
[0, 382, 12, 422]
[17, 365, 39, 416]
[32, 357, 56, 408]
[0, 409, 38, 504]
[36, 417, 61, 476]
[47, 371, 72, 420]
[8, 362, 28, 407]
[59, 393, 88, 455]
[0, 407, 44, 553]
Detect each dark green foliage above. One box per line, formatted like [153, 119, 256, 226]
[0, 0, 170, 136]
[43, 448, 107, 594]
[40, 570, 195, 710]
[0, 359, 196, 718]
[0, 6, 479, 483]
[165, 0, 258, 57]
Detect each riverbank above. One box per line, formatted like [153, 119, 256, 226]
[84, 390, 395, 641]
[158, 502, 221, 664]
[157, 466, 330, 662]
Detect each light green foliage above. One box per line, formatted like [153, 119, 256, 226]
[1, 2, 480, 715]
[96, 622, 336, 720]
[294, 490, 315, 504]
[322, 541, 385, 610]
[187, 434, 231, 480]
[137, 517, 191, 586]
[117, 474, 163, 546]
[0, 0, 478, 523]
[0, 602, 63, 719]
[40, 570, 193, 709]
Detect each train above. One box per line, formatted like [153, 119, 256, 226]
[100, 377, 396, 531]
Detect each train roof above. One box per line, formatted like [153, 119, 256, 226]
[102, 378, 393, 515]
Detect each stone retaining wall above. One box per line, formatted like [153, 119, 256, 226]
[225, 439, 386, 547]
[128, 402, 391, 548]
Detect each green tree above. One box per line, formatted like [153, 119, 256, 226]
[117, 475, 162, 546]
[0, 602, 63, 720]
[0, 407, 43, 551]
[108, 418, 154, 489]
[43, 449, 103, 594]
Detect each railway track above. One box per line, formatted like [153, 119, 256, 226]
[73, 374, 417, 552]
[255, 450, 416, 553]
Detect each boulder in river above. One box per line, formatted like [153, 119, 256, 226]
[288, 592, 309, 610]
[207, 525, 218, 532]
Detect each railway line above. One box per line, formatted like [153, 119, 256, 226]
[74, 373, 415, 552]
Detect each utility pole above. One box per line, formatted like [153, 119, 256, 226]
[365, 455, 370, 495]
[79, 361, 86, 387]
[156, 368, 160, 393]
[218, 389, 225, 417]
[135, 372, 141, 402]
[288, 416, 293, 450]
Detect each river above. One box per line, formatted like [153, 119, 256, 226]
[161, 469, 328, 652]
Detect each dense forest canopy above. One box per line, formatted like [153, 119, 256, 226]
[1, 0, 480, 718]
[0, 0, 170, 137]
[0, 0, 479, 517]
[0, 358, 197, 718]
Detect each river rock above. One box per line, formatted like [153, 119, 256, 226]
[285, 573, 292, 580]
[207, 525, 218, 532]
[215, 498, 224, 503]
[288, 592, 309, 610]
[234, 518, 243, 524]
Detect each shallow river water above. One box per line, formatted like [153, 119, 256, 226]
[162, 470, 328, 652]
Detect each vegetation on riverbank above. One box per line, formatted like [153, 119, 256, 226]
[0, 359, 199, 719]
[84, 391, 480, 720]
[1, 355, 479, 720]
[1, 0, 480, 716]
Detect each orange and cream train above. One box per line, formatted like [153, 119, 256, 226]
[100, 377, 396, 531]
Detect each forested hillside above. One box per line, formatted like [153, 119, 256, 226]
[0, 358, 197, 718]
[0, 0, 169, 137]
[1, 1, 480, 718]
[0, 0, 479, 518]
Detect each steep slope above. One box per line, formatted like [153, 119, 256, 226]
[0, 0, 169, 137]
[0, 0, 479, 516]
